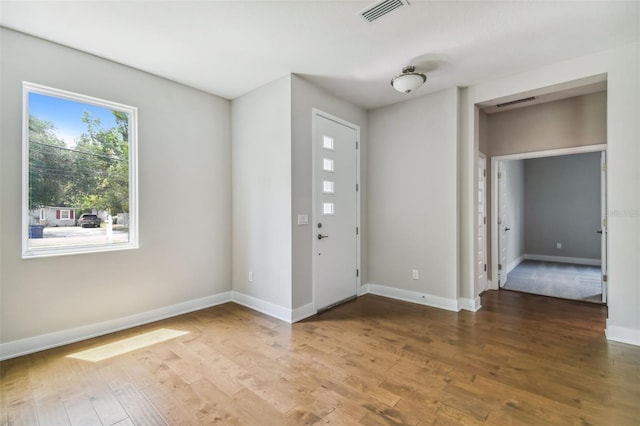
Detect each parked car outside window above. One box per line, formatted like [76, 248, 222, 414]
[78, 214, 101, 228]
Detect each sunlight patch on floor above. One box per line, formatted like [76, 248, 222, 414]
[67, 328, 189, 362]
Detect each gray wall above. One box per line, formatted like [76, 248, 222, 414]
[290, 75, 367, 308]
[231, 76, 292, 309]
[367, 88, 459, 301]
[0, 28, 232, 343]
[524, 152, 601, 260]
[483, 92, 607, 279]
[462, 43, 639, 341]
[488, 91, 607, 156]
[231, 74, 367, 312]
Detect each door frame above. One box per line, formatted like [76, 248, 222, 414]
[477, 153, 489, 293]
[311, 109, 361, 313]
[496, 160, 509, 287]
[490, 144, 607, 290]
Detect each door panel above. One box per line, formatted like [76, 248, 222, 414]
[314, 114, 358, 310]
[498, 161, 508, 287]
[477, 155, 488, 292]
[601, 151, 608, 303]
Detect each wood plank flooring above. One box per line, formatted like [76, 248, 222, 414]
[2, 291, 639, 425]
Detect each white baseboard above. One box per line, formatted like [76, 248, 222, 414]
[487, 279, 498, 290]
[507, 255, 525, 273]
[606, 322, 640, 346]
[524, 254, 601, 266]
[458, 297, 482, 312]
[291, 303, 316, 323]
[361, 283, 459, 312]
[231, 292, 293, 323]
[230, 292, 317, 323]
[0, 292, 233, 361]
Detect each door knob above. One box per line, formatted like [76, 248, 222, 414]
[317, 234, 328, 240]
[505, 227, 511, 231]
[597, 230, 603, 234]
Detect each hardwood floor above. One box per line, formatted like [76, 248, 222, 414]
[2, 291, 639, 425]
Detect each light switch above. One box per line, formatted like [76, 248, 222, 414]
[297, 214, 309, 225]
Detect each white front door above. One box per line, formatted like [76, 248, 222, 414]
[600, 151, 608, 303]
[477, 154, 488, 292]
[498, 161, 509, 287]
[313, 112, 359, 310]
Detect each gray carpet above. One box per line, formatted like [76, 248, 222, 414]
[503, 260, 603, 303]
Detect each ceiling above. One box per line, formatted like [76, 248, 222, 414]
[1, 1, 638, 110]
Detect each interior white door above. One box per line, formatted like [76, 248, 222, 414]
[498, 161, 508, 287]
[477, 155, 488, 292]
[600, 151, 608, 304]
[314, 113, 358, 310]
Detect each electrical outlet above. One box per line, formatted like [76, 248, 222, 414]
[412, 269, 419, 280]
[248, 271, 254, 283]
[556, 242, 562, 249]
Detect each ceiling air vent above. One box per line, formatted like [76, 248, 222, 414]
[496, 97, 536, 108]
[360, 0, 409, 23]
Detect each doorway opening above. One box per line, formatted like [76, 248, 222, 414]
[491, 147, 607, 304]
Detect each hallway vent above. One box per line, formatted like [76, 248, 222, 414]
[496, 97, 536, 108]
[360, 0, 409, 23]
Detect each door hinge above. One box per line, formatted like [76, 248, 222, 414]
[602, 162, 607, 172]
[484, 264, 487, 272]
[356, 183, 359, 192]
[356, 269, 359, 277]
[498, 217, 502, 225]
[484, 216, 486, 225]
[356, 226, 359, 235]
[603, 217, 607, 228]
[603, 274, 608, 282]
[498, 264, 503, 271]
[356, 141, 359, 149]
[483, 169, 486, 177]
[498, 172, 502, 179]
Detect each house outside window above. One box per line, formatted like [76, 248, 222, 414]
[22, 82, 138, 258]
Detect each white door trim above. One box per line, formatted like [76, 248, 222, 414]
[600, 150, 608, 304]
[477, 153, 488, 293]
[490, 144, 607, 289]
[311, 109, 361, 313]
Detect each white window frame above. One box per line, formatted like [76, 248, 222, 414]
[59, 209, 71, 220]
[22, 82, 139, 258]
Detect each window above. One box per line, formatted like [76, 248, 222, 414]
[323, 180, 335, 194]
[59, 209, 71, 220]
[323, 158, 334, 172]
[22, 82, 138, 258]
[323, 135, 334, 150]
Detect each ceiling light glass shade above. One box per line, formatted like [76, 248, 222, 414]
[391, 66, 427, 94]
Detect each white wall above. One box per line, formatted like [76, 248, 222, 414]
[231, 76, 292, 310]
[504, 160, 525, 271]
[290, 75, 367, 309]
[524, 153, 601, 260]
[367, 88, 459, 309]
[488, 92, 607, 156]
[463, 42, 640, 345]
[484, 92, 606, 279]
[0, 29, 232, 355]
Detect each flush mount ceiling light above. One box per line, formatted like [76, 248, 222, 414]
[390, 66, 426, 94]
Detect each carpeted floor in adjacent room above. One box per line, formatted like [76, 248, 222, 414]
[503, 260, 603, 303]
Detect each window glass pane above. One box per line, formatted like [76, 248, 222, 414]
[323, 203, 335, 215]
[323, 180, 335, 194]
[323, 135, 334, 150]
[23, 83, 138, 258]
[322, 158, 334, 172]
